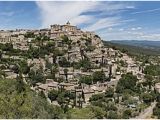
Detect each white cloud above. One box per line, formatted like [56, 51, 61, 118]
[84, 17, 121, 31]
[126, 6, 135, 9]
[131, 8, 160, 14]
[119, 28, 124, 31]
[131, 27, 136, 31]
[131, 27, 142, 31]
[36, 1, 100, 28]
[100, 27, 160, 41]
[36, 1, 134, 31]
[37, 1, 157, 41]
[70, 15, 93, 25]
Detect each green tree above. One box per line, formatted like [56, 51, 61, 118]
[101, 50, 105, 66]
[28, 69, 46, 86]
[75, 58, 92, 72]
[141, 93, 153, 104]
[116, 72, 138, 93]
[79, 75, 92, 85]
[105, 87, 114, 98]
[0, 50, 2, 61]
[80, 47, 85, 60]
[24, 32, 35, 38]
[105, 102, 117, 111]
[89, 93, 104, 102]
[105, 111, 119, 119]
[64, 68, 69, 82]
[2, 43, 13, 51]
[122, 109, 132, 119]
[51, 66, 58, 79]
[153, 102, 160, 118]
[48, 89, 59, 102]
[18, 60, 30, 74]
[92, 71, 106, 83]
[145, 75, 154, 90]
[16, 74, 26, 93]
[52, 49, 59, 64]
[57, 92, 66, 107]
[38, 91, 46, 99]
[0, 79, 63, 119]
[89, 106, 105, 119]
[144, 65, 160, 76]
[61, 35, 70, 45]
[59, 57, 70, 67]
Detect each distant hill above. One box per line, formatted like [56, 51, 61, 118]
[109, 40, 160, 50]
[103, 40, 160, 56]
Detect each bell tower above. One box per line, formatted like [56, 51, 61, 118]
[66, 21, 70, 25]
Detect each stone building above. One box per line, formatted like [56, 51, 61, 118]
[50, 21, 81, 39]
[155, 83, 160, 93]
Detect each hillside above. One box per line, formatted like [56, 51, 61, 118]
[110, 40, 160, 48]
[103, 40, 160, 56]
[0, 22, 160, 119]
[0, 78, 63, 119]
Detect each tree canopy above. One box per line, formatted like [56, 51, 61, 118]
[116, 72, 138, 93]
[0, 78, 63, 119]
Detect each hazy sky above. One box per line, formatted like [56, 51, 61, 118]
[0, 1, 160, 41]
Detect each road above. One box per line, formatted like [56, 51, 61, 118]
[135, 101, 157, 119]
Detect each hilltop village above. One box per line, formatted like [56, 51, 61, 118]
[0, 22, 160, 119]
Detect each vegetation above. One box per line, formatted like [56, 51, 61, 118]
[103, 41, 160, 56]
[1, 25, 160, 119]
[24, 32, 35, 38]
[28, 69, 46, 86]
[67, 107, 95, 119]
[0, 78, 63, 119]
[79, 75, 92, 85]
[116, 72, 138, 93]
[153, 101, 160, 118]
[144, 65, 160, 76]
[73, 58, 92, 71]
[140, 93, 154, 105]
[92, 71, 107, 83]
[48, 89, 59, 102]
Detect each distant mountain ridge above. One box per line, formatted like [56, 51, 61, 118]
[103, 40, 160, 56]
[110, 40, 160, 49]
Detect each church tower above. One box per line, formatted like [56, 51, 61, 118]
[66, 21, 70, 25]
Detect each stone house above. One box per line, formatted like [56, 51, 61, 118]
[36, 80, 59, 93]
[155, 83, 160, 93]
[59, 82, 75, 91]
[2, 69, 17, 79]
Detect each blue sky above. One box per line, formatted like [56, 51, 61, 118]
[0, 1, 160, 41]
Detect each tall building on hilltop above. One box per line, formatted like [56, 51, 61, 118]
[50, 21, 85, 39]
